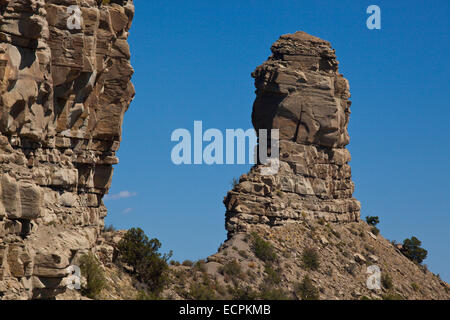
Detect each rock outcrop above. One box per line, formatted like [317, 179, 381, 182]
[1, 7, 448, 300]
[91, 31, 449, 301]
[0, 0, 134, 299]
[225, 31, 360, 237]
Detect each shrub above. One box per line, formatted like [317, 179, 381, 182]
[189, 280, 216, 300]
[117, 227, 172, 295]
[295, 275, 319, 300]
[136, 290, 160, 300]
[365, 216, 380, 226]
[381, 273, 393, 290]
[301, 247, 320, 271]
[264, 265, 281, 285]
[231, 177, 239, 188]
[220, 260, 242, 277]
[382, 292, 404, 300]
[194, 260, 207, 272]
[138, 254, 171, 293]
[401, 236, 428, 264]
[215, 282, 227, 296]
[230, 286, 258, 300]
[182, 260, 193, 267]
[250, 232, 277, 263]
[170, 260, 181, 266]
[411, 283, 420, 292]
[79, 253, 107, 299]
[259, 285, 291, 300]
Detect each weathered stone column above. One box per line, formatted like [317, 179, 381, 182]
[225, 31, 360, 237]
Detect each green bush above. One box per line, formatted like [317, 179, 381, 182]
[381, 273, 393, 290]
[411, 283, 420, 292]
[170, 260, 181, 266]
[250, 232, 277, 263]
[182, 260, 193, 267]
[194, 260, 207, 272]
[401, 236, 428, 264]
[264, 265, 281, 285]
[79, 253, 107, 299]
[259, 285, 291, 300]
[220, 260, 242, 277]
[301, 247, 320, 271]
[365, 216, 380, 226]
[382, 292, 404, 300]
[189, 280, 216, 300]
[295, 275, 319, 300]
[230, 286, 258, 300]
[117, 227, 172, 295]
[135, 290, 160, 300]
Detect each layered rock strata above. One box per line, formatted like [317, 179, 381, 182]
[225, 32, 360, 237]
[0, 0, 134, 299]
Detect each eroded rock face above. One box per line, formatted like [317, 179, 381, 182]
[0, 0, 134, 299]
[225, 32, 360, 237]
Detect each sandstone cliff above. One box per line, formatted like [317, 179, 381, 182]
[0, 0, 134, 299]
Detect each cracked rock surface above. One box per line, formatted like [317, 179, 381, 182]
[225, 31, 360, 237]
[0, 0, 134, 299]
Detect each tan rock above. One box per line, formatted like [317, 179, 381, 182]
[0, 0, 134, 299]
[225, 31, 360, 236]
[354, 253, 367, 264]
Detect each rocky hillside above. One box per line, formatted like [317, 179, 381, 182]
[163, 220, 449, 300]
[0, 0, 134, 299]
[82, 218, 449, 300]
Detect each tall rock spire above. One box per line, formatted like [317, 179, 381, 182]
[224, 31, 360, 237]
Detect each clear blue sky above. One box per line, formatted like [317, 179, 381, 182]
[104, 0, 450, 282]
